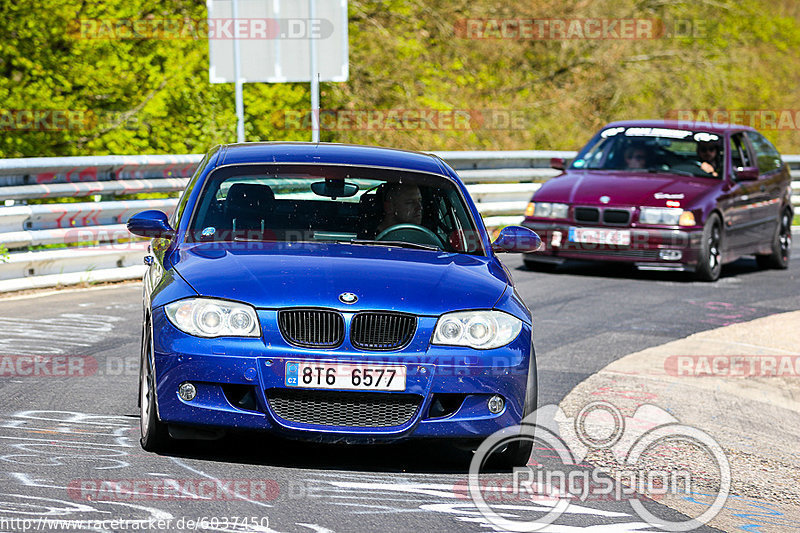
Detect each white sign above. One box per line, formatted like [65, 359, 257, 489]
[208, 0, 349, 83]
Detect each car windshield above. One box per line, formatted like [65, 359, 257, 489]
[186, 164, 484, 254]
[570, 126, 724, 178]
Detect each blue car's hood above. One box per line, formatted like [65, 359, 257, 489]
[171, 242, 508, 316]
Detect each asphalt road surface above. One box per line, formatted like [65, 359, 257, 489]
[0, 242, 797, 532]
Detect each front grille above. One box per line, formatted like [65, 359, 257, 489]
[575, 207, 600, 223]
[278, 309, 344, 348]
[351, 312, 417, 350]
[564, 248, 659, 260]
[603, 209, 631, 225]
[267, 389, 421, 427]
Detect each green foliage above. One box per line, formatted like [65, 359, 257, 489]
[0, 243, 8, 263]
[2, 0, 800, 157]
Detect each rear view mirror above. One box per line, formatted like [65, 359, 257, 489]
[550, 157, 566, 171]
[734, 167, 759, 181]
[311, 179, 359, 199]
[491, 226, 542, 253]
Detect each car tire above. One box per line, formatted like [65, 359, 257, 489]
[139, 322, 170, 452]
[489, 438, 533, 470]
[695, 213, 723, 282]
[523, 256, 558, 272]
[756, 208, 792, 270]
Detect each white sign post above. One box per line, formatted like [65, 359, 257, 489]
[208, 0, 349, 143]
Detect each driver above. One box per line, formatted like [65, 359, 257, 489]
[623, 144, 648, 169]
[376, 183, 423, 234]
[697, 140, 720, 177]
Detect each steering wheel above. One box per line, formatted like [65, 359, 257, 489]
[375, 224, 443, 248]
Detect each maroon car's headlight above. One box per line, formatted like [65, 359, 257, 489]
[639, 207, 696, 226]
[526, 202, 569, 219]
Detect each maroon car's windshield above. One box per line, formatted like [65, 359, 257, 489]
[571, 126, 724, 178]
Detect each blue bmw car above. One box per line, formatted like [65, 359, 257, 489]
[128, 142, 541, 465]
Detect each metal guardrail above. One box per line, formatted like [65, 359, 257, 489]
[0, 151, 797, 293]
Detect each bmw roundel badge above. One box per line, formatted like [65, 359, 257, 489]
[339, 292, 358, 304]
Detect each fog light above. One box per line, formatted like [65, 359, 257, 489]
[487, 395, 505, 414]
[178, 382, 197, 401]
[659, 249, 683, 261]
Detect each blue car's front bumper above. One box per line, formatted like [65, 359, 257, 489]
[150, 308, 535, 443]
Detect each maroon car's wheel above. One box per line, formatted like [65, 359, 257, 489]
[140, 323, 170, 452]
[756, 208, 792, 270]
[695, 213, 722, 282]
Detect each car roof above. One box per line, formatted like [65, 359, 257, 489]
[214, 142, 451, 176]
[603, 119, 757, 134]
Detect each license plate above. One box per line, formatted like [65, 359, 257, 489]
[568, 227, 631, 246]
[285, 361, 406, 391]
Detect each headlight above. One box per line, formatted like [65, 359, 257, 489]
[433, 310, 522, 350]
[639, 207, 695, 226]
[165, 298, 261, 338]
[527, 202, 569, 219]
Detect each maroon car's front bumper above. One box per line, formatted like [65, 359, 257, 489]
[522, 221, 705, 271]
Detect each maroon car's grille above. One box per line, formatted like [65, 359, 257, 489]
[574, 207, 600, 223]
[574, 207, 631, 225]
[278, 309, 344, 348]
[602, 209, 631, 225]
[351, 312, 416, 351]
[266, 389, 422, 427]
[564, 248, 659, 260]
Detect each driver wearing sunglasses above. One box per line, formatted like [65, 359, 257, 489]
[697, 141, 720, 177]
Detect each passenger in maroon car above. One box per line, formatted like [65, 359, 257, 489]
[697, 140, 721, 177]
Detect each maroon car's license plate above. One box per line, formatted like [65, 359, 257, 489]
[569, 227, 631, 246]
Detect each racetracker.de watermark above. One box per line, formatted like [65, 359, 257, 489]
[69, 18, 332, 40]
[274, 109, 529, 131]
[0, 516, 270, 532]
[665, 355, 800, 377]
[454, 18, 708, 40]
[668, 109, 800, 130]
[0, 355, 97, 377]
[68, 478, 279, 501]
[0, 109, 143, 132]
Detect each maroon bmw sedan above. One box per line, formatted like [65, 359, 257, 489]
[521, 120, 793, 281]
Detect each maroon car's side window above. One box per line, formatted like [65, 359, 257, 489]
[745, 132, 783, 174]
[730, 133, 752, 170]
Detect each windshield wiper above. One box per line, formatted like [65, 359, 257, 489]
[647, 167, 697, 178]
[233, 237, 274, 242]
[348, 239, 440, 251]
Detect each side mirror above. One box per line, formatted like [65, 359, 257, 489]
[550, 157, 566, 171]
[492, 226, 542, 253]
[734, 166, 759, 181]
[127, 210, 175, 239]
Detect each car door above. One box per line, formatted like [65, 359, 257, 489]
[744, 131, 787, 244]
[717, 132, 763, 252]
